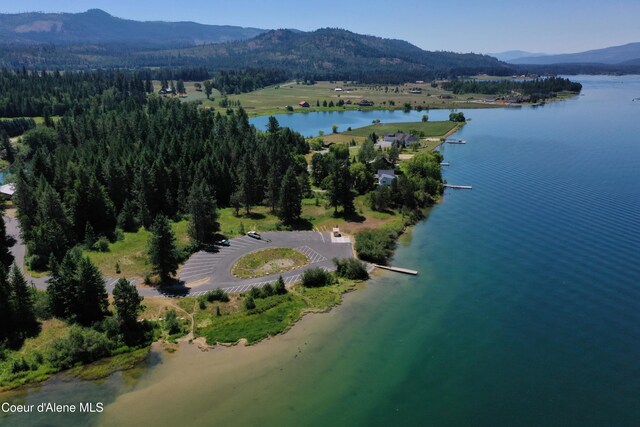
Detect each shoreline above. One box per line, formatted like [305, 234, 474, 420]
[0, 112, 454, 393]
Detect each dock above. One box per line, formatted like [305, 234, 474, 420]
[374, 265, 418, 275]
[444, 184, 473, 190]
[445, 139, 466, 144]
[440, 162, 450, 166]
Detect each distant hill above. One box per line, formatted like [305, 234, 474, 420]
[0, 9, 267, 47]
[0, 26, 512, 83]
[510, 42, 640, 65]
[142, 28, 512, 82]
[488, 50, 548, 62]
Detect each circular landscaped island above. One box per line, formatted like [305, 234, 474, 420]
[231, 248, 309, 279]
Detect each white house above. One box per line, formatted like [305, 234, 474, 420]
[375, 170, 397, 186]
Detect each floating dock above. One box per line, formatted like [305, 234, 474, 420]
[374, 265, 418, 275]
[440, 162, 450, 166]
[444, 184, 473, 190]
[445, 139, 466, 144]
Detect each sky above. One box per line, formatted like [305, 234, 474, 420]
[2, 0, 640, 54]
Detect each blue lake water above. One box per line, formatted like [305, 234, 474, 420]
[2, 75, 640, 427]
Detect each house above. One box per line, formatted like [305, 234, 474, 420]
[345, 100, 352, 105]
[334, 88, 343, 92]
[383, 133, 418, 147]
[416, 80, 425, 84]
[299, 101, 310, 107]
[159, 88, 175, 95]
[482, 97, 497, 103]
[369, 156, 394, 169]
[358, 99, 374, 107]
[375, 170, 397, 186]
[409, 89, 422, 94]
[0, 183, 16, 200]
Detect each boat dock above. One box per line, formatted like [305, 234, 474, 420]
[374, 265, 418, 275]
[445, 139, 466, 144]
[440, 162, 450, 166]
[444, 184, 473, 190]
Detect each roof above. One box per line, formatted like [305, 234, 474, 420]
[375, 170, 396, 179]
[0, 183, 16, 196]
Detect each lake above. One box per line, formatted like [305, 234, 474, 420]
[2, 75, 640, 427]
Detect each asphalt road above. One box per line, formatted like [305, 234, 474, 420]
[5, 217, 354, 298]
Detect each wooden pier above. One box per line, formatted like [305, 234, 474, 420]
[445, 139, 466, 144]
[374, 265, 418, 275]
[444, 184, 473, 190]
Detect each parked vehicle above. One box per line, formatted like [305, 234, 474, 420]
[215, 239, 230, 246]
[247, 231, 261, 240]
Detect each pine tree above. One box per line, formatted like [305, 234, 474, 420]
[187, 182, 219, 245]
[113, 278, 143, 329]
[76, 257, 108, 325]
[274, 276, 287, 295]
[0, 216, 14, 269]
[0, 267, 12, 344]
[278, 167, 302, 224]
[9, 264, 38, 340]
[148, 214, 179, 284]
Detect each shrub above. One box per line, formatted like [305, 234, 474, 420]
[333, 258, 369, 280]
[354, 229, 397, 265]
[301, 268, 335, 288]
[202, 288, 229, 303]
[164, 310, 181, 335]
[244, 296, 256, 310]
[274, 276, 287, 294]
[47, 326, 113, 370]
[93, 236, 110, 252]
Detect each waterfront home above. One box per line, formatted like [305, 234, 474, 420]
[383, 132, 418, 147]
[299, 101, 310, 107]
[358, 99, 374, 106]
[0, 183, 15, 200]
[375, 170, 397, 186]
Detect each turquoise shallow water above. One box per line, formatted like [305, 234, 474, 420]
[2, 76, 639, 426]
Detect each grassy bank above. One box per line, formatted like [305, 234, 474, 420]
[192, 280, 358, 345]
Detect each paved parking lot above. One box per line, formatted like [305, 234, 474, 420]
[159, 231, 353, 297]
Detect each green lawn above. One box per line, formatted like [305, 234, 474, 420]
[232, 248, 308, 279]
[342, 121, 459, 138]
[85, 220, 190, 279]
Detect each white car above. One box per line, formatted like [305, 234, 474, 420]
[247, 231, 261, 240]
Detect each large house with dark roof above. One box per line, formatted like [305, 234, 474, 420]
[383, 132, 419, 147]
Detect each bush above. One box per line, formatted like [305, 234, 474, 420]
[164, 310, 181, 335]
[274, 276, 287, 294]
[92, 236, 110, 252]
[333, 258, 369, 280]
[47, 326, 113, 370]
[202, 288, 230, 303]
[354, 229, 397, 265]
[244, 296, 256, 310]
[301, 268, 335, 288]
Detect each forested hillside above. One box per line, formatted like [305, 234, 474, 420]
[0, 9, 266, 47]
[0, 28, 512, 83]
[10, 71, 311, 271]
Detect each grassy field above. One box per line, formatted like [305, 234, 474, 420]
[231, 248, 308, 279]
[194, 280, 356, 345]
[342, 121, 459, 138]
[85, 220, 190, 279]
[193, 80, 504, 117]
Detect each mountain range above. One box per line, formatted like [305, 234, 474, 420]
[0, 10, 509, 82]
[508, 42, 640, 65]
[0, 8, 267, 47]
